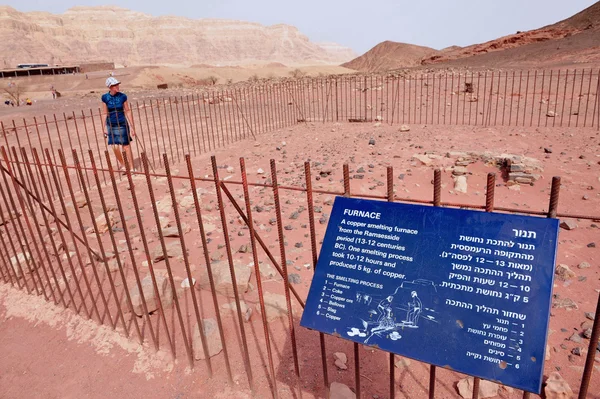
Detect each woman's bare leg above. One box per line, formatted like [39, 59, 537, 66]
[123, 145, 134, 170]
[112, 146, 125, 168]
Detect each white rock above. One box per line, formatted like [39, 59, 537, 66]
[454, 176, 468, 193]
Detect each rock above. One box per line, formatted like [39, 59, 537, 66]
[193, 318, 223, 360]
[395, 357, 411, 368]
[587, 242, 596, 248]
[399, 124, 410, 132]
[290, 211, 299, 220]
[571, 347, 582, 356]
[546, 111, 556, 117]
[454, 176, 468, 193]
[553, 297, 578, 310]
[329, 382, 355, 399]
[368, 138, 375, 145]
[151, 241, 183, 262]
[179, 196, 195, 209]
[226, 166, 234, 173]
[457, 376, 499, 399]
[412, 154, 432, 166]
[544, 147, 553, 154]
[198, 260, 251, 296]
[222, 300, 253, 322]
[333, 352, 347, 370]
[569, 333, 582, 343]
[129, 272, 174, 316]
[257, 168, 265, 174]
[260, 292, 295, 322]
[555, 264, 576, 280]
[210, 250, 223, 261]
[259, 262, 277, 278]
[544, 372, 573, 398]
[559, 220, 578, 230]
[181, 277, 195, 288]
[238, 244, 250, 253]
[288, 273, 301, 284]
[577, 262, 590, 269]
[9, 252, 32, 278]
[95, 212, 114, 234]
[155, 197, 172, 214]
[585, 312, 595, 320]
[452, 166, 468, 176]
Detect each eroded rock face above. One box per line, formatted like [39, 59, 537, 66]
[0, 6, 356, 66]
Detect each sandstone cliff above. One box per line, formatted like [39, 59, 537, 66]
[0, 6, 356, 68]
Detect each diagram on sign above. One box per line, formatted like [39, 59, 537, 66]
[347, 279, 439, 344]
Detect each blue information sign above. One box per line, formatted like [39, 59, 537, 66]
[300, 197, 559, 393]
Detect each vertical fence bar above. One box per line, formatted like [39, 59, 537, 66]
[13, 149, 61, 306]
[1, 147, 50, 301]
[304, 161, 330, 393]
[515, 71, 522, 126]
[545, 70, 553, 127]
[184, 154, 232, 381]
[86, 150, 144, 345]
[69, 151, 122, 330]
[553, 70, 561, 128]
[112, 150, 172, 354]
[342, 164, 361, 398]
[568, 70, 576, 127]
[162, 153, 206, 370]
[270, 158, 302, 396]
[386, 166, 395, 399]
[30, 148, 82, 312]
[55, 149, 108, 323]
[239, 157, 278, 398]
[38, 149, 93, 317]
[561, 69, 569, 127]
[210, 155, 254, 390]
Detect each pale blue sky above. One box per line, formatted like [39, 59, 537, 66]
[6, 1, 598, 53]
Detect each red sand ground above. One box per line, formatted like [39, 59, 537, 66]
[1, 115, 600, 398]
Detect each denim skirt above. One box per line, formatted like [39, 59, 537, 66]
[107, 124, 131, 146]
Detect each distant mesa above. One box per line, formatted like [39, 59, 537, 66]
[0, 6, 357, 67]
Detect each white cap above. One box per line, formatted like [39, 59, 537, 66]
[106, 77, 121, 87]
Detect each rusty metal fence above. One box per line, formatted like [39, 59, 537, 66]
[0, 142, 598, 398]
[0, 67, 599, 398]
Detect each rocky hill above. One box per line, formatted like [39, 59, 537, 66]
[0, 6, 356, 68]
[421, 1, 600, 67]
[341, 41, 437, 72]
[344, 1, 600, 71]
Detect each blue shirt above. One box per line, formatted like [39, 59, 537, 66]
[101, 92, 128, 127]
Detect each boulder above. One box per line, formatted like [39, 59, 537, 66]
[129, 272, 174, 316]
[544, 372, 573, 399]
[559, 220, 578, 230]
[9, 252, 32, 278]
[193, 318, 223, 360]
[399, 124, 410, 132]
[260, 292, 295, 322]
[333, 352, 347, 370]
[151, 241, 184, 262]
[198, 260, 251, 296]
[555, 264, 576, 280]
[457, 377, 499, 398]
[95, 212, 114, 234]
[412, 154, 432, 166]
[454, 176, 468, 193]
[329, 382, 355, 399]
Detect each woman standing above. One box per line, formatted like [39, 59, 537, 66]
[101, 76, 136, 172]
